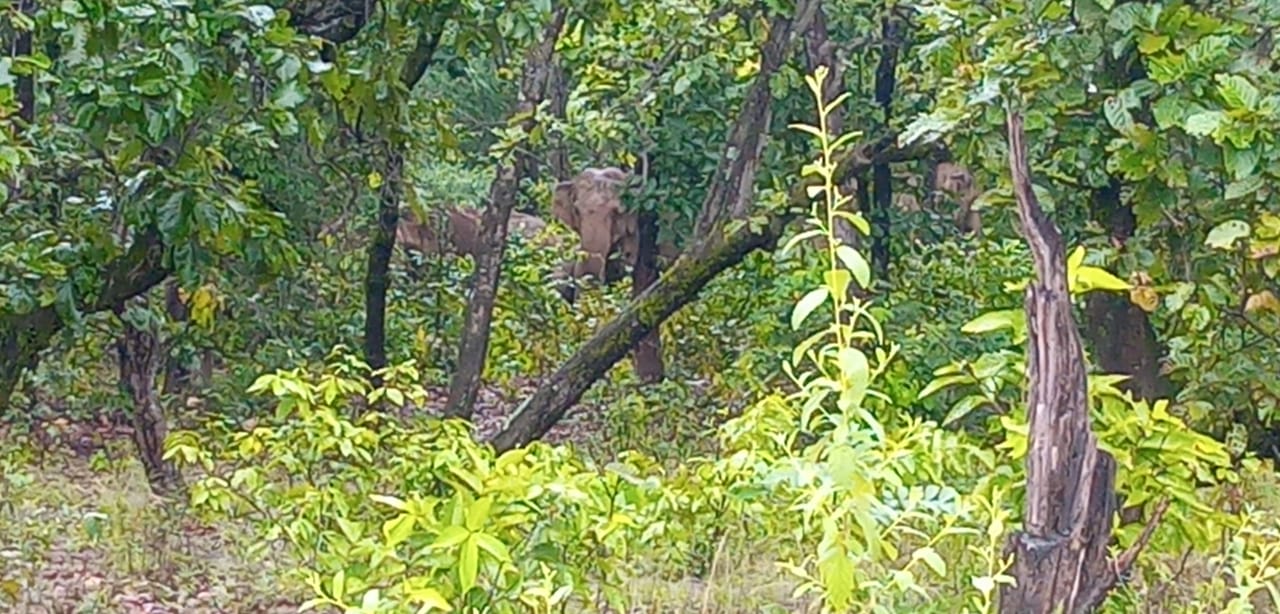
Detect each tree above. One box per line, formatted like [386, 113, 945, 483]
[0, 0, 375, 408]
[444, 4, 569, 418]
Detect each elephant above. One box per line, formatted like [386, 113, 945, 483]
[932, 161, 982, 235]
[551, 167, 683, 286]
[396, 205, 552, 258]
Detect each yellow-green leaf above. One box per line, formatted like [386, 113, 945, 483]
[791, 287, 830, 330]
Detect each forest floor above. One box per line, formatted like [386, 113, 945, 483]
[0, 382, 801, 614]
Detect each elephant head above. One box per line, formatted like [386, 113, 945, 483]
[552, 167, 638, 281]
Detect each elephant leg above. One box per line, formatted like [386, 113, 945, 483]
[603, 256, 627, 285]
[550, 260, 578, 304]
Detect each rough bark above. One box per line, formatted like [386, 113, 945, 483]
[869, 15, 903, 278]
[443, 5, 568, 418]
[1, 227, 169, 410]
[1082, 39, 1171, 403]
[692, 1, 821, 242]
[999, 111, 1149, 614]
[115, 297, 184, 497]
[162, 280, 192, 395]
[13, 0, 35, 126]
[493, 134, 940, 451]
[631, 208, 664, 383]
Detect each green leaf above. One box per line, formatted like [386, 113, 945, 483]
[912, 546, 947, 577]
[382, 513, 416, 547]
[1103, 96, 1135, 135]
[1183, 111, 1224, 136]
[791, 287, 830, 330]
[473, 532, 511, 562]
[835, 245, 871, 289]
[942, 395, 988, 427]
[432, 525, 470, 550]
[1073, 266, 1131, 292]
[406, 587, 453, 612]
[1066, 245, 1086, 273]
[1137, 33, 1169, 54]
[465, 496, 494, 531]
[458, 535, 479, 593]
[961, 309, 1020, 335]
[916, 375, 969, 401]
[1216, 74, 1260, 110]
[1224, 175, 1263, 200]
[370, 494, 409, 511]
[1205, 220, 1250, 250]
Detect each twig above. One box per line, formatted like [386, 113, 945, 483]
[1112, 497, 1171, 575]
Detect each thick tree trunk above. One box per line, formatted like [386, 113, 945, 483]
[492, 133, 940, 451]
[363, 148, 403, 382]
[692, 3, 821, 241]
[1, 228, 169, 410]
[162, 280, 193, 395]
[115, 298, 184, 497]
[631, 209, 664, 383]
[869, 15, 903, 279]
[999, 111, 1158, 614]
[444, 6, 568, 418]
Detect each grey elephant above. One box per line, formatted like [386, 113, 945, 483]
[396, 205, 552, 258]
[551, 167, 680, 297]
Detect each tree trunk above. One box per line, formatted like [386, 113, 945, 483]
[999, 111, 1122, 614]
[443, 6, 568, 418]
[362, 11, 452, 384]
[115, 298, 184, 497]
[869, 14, 904, 279]
[692, 3, 821, 241]
[162, 280, 192, 395]
[1083, 179, 1171, 401]
[492, 133, 941, 451]
[631, 209, 664, 383]
[1, 227, 169, 411]
[14, 0, 35, 126]
[362, 147, 403, 383]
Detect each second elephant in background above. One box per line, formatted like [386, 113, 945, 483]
[397, 205, 553, 259]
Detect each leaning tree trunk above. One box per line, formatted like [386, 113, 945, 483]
[492, 209, 793, 451]
[492, 134, 939, 452]
[443, 5, 568, 418]
[115, 298, 184, 497]
[1, 228, 169, 410]
[999, 110, 1164, 613]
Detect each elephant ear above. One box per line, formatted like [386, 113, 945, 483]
[552, 181, 579, 231]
